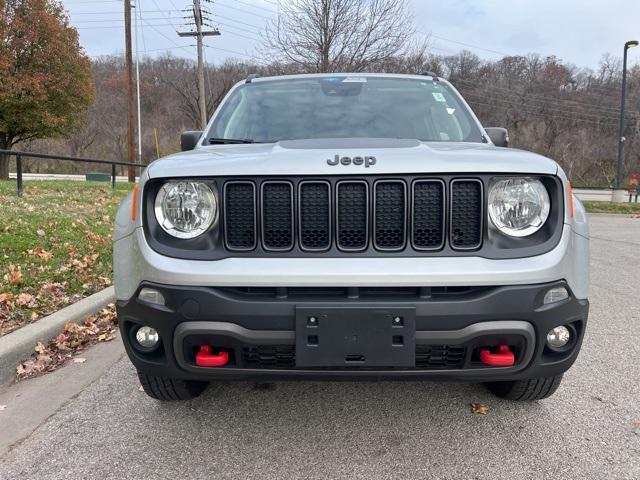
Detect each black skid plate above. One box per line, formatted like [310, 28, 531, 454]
[295, 306, 416, 368]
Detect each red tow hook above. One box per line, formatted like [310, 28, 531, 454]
[479, 344, 515, 367]
[195, 345, 229, 367]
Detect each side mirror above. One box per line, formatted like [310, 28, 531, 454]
[485, 127, 509, 148]
[180, 131, 203, 151]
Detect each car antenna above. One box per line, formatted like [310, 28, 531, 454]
[420, 71, 440, 81]
[245, 73, 260, 84]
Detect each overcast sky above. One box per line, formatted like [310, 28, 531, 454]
[65, 0, 640, 69]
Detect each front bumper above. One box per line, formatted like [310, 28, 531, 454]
[117, 281, 588, 382]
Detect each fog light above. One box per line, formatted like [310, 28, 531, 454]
[546, 326, 571, 349]
[543, 286, 569, 305]
[138, 288, 165, 306]
[135, 326, 160, 348]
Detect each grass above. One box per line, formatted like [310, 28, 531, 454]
[583, 201, 640, 214]
[0, 180, 132, 336]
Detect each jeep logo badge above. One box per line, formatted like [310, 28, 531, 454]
[327, 155, 376, 168]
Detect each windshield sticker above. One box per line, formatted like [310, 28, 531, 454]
[432, 92, 446, 102]
[446, 107, 456, 115]
[342, 77, 367, 83]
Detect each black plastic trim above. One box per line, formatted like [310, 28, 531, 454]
[117, 280, 588, 382]
[142, 174, 564, 260]
[449, 178, 483, 251]
[260, 181, 294, 252]
[373, 179, 408, 252]
[223, 180, 257, 252]
[298, 180, 332, 252]
[336, 180, 370, 252]
[411, 179, 446, 251]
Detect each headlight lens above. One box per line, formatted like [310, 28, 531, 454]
[488, 177, 550, 237]
[154, 181, 217, 238]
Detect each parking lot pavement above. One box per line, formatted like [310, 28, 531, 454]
[1, 214, 639, 480]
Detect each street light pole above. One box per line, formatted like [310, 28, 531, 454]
[616, 40, 639, 189]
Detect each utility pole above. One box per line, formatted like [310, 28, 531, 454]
[178, 0, 220, 130]
[124, 0, 136, 182]
[616, 40, 639, 190]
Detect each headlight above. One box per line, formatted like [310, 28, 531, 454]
[154, 181, 217, 239]
[488, 177, 550, 237]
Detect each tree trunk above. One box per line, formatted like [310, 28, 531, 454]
[0, 136, 11, 180]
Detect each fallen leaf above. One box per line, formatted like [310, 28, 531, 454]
[470, 403, 489, 415]
[15, 293, 35, 306]
[34, 342, 47, 355]
[30, 312, 39, 321]
[138, 385, 144, 392]
[98, 333, 113, 342]
[73, 358, 87, 364]
[4, 265, 23, 286]
[36, 228, 45, 237]
[0, 292, 13, 304]
[28, 246, 53, 261]
[0, 405, 6, 411]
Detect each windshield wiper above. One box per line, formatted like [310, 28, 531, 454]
[208, 137, 255, 144]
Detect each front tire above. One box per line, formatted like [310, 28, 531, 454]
[138, 371, 208, 401]
[485, 375, 563, 401]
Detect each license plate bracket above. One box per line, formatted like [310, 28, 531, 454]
[295, 306, 416, 368]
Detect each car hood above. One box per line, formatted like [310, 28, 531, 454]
[147, 138, 559, 178]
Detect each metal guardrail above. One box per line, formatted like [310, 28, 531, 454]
[0, 150, 145, 196]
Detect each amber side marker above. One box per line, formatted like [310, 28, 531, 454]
[131, 183, 139, 221]
[568, 182, 574, 218]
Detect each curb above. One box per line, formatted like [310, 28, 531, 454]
[0, 286, 115, 386]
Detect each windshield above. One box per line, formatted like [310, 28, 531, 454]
[207, 76, 484, 144]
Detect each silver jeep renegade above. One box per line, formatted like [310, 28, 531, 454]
[114, 73, 589, 401]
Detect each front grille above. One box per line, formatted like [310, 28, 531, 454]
[223, 182, 256, 250]
[241, 344, 466, 369]
[242, 345, 295, 368]
[374, 181, 406, 250]
[415, 345, 466, 369]
[222, 177, 484, 254]
[299, 182, 331, 251]
[412, 180, 445, 249]
[336, 181, 369, 251]
[261, 182, 294, 251]
[450, 179, 483, 249]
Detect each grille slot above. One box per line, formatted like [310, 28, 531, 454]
[336, 181, 369, 251]
[412, 180, 445, 250]
[223, 182, 256, 251]
[374, 181, 406, 250]
[450, 179, 483, 250]
[261, 182, 294, 251]
[299, 181, 331, 251]
[415, 345, 466, 369]
[242, 345, 295, 368]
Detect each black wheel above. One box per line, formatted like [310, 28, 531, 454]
[485, 375, 563, 401]
[138, 371, 208, 401]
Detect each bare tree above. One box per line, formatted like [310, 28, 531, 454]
[263, 0, 414, 73]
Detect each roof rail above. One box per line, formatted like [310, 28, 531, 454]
[245, 73, 260, 84]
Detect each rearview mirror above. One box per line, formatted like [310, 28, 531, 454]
[485, 127, 509, 148]
[181, 131, 203, 151]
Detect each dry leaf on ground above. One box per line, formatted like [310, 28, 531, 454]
[4, 265, 23, 286]
[0, 405, 6, 411]
[28, 247, 53, 261]
[470, 403, 489, 415]
[73, 358, 87, 364]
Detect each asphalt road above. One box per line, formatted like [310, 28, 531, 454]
[1, 214, 639, 479]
